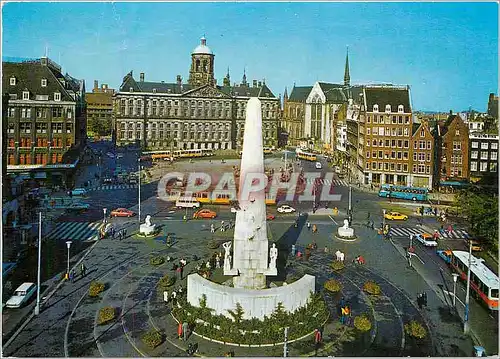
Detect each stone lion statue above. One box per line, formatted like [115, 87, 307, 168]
[343, 219, 349, 229]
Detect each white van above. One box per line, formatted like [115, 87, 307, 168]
[315, 162, 322, 169]
[70, 188, 87, 197]
[6, 282, 37, 308]
[176, 197, 200, 209]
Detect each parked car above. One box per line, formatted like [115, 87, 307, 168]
[277, 205, 296, 214]
[193, 209, 217, 219]
[70, 188, 87, 197]
[128, 177, 138, 184]
[414, 233, 438, 247]
[384, 211, 408, 221]
[116, 154, 123, 159]
[266, 213, 276, 220]
[110, 208, 136, 217]
[6, 282, 37, 308]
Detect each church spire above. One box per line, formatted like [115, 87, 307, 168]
[223, 66, 231, 86]
[344, 46, 350, 87]
[242, 67, 248, 86]
[284, 86, 288, 100]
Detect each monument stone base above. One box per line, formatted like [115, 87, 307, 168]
[187, 273, 315, 320]
[337, 226, 355, 238]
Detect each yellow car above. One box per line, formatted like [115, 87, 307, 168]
[465, 239, 483, 252]
[384, 211, 408, 221]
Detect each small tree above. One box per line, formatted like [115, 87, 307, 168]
[89, 281, 105, 297]
[330, 260, 345, 271]
[227, 302, 245, 324]
[404, 320, 427, 339]
[324, 279, 342, 293]
[354, 314, 372, 332]
[363, 281, 381, 295]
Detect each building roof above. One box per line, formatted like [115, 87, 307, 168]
[86, 92, 113, 105]
[118, 72, 277, 99]
[289, 86, 313, 102]
[364, 86, 411, 112]
[192, 36, 213, 55]
[2, 58, 82, 102]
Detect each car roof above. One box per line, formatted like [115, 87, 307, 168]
[15, 282, 35, 291]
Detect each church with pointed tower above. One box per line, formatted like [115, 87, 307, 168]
[114, 36, 280, 151]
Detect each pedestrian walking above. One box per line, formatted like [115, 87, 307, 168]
[172, 291, 178, 306]
[111, 227, 115, 240]
[80, 263, 87, 277]
[447, 224, 453, 235]
[164, 291, 169, 304]
[417, 294, 423, 309]
[307, 221, 311, 230]
[177, 321, 183, 339]
[340, 306, 347, 324]
[314, 328, 322, 355]
[182, 322, 190, 341]
[312, 224, 318, 233]
[69, 270, 75, 283]
[123, 229, 127, 238]
[211, 224, 215, 233]
[176, 265, 183, 280]
[291, 244, 296, 256]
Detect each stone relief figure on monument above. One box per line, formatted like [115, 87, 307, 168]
[343, 219, 350, 229]
[145, 215, 153, 227]
[223, 241, 232, 270]
[269, 243, 278, 269]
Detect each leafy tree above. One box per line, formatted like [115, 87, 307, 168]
[227, 302, 245, 324]
[455, 189, 498, 250]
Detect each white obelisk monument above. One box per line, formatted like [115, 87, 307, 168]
[224, 97, 276, 289]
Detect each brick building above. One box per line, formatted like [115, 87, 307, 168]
[86, 80, 115, 138]
[436, 115, 470, 183]
[114, 37, 280, 151]
[2, 57, 86, 187]
[281, 86, 312, 146]
[469, 133, 498, 183]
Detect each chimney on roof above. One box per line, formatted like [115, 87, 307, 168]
[253, 80, 257, 87]
[140, 72, 145, 82]
[94, 80, 98, 90]
[258, 81, 262, 87]
[177, 75, 182, 86]
[40, 57, 48, 66]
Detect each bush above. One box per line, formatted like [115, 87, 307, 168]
[98, 307, 116, 325]
[363, 281, 381, 295]
[404, 320, 427, 339]
[208, 240, 220, 249]
[142, 329, 163, 349]
[150, 256, 165, 266]
[354, 314, 372, 332]
[158, 274, 176, 290]
[89, 281, 105, 297]
[330, 260, 345, 271]
[324, 279, 342, 293]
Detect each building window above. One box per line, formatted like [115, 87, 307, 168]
[41, 79, 47, 87]
[491, 152, 497, 160]
[420, 129, 425, 137]
[373, 104, 379, 112]
[491, 142, 498, 150]
[385, 104, 391, 112]
[403, 152, 408, 160]
[491, 163, 498, 172]
[426, 166, 430, 174]
[481, 151, 488, 160]
[470, 161, 477, 171]
[403, 164, 408, 172]
[371, 162, 376, 170]
[481, 142, 489, 150]
[426, 153, 431, 162]
[54, 92, 61, 101]
[398, 105, 404, 113]
[453, 141, 461, 150]
[471, 141, 478, 148]
[23, 91, 30, 100]
[480, 162, 488, 172]
[471, 151, 478, 159]
[10, 77, 16, 85]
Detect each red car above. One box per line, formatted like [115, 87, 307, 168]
[110, 208, 135, 217]
[193, 209, 217, 219]
[266, 213, 276, 221]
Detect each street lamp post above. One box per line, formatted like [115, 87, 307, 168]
[138, 160, 141, 224]
[34, 212, 42, 315]
[452, 273, 459, 307]
[348, 185, 352, 226]
[283, 326, 289, 357]
[463, 240, 472, 334]
[103, 208, 107, 224]
[382, 209, 386, 232]
[65, 241, 72, 279]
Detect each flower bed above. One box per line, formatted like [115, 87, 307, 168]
[362, 281, 381, 295]
[404, 320, 427, 339]
[330, 260, 345, 271]
[142, 329, 163, 349]
[97, 307, 116, 325]
[150, 256, 165, 266]
[324, 279, 342, 293]
[354, 314, 372, 332]
[158, 274, 176, 290]
[172, 293, 329, 345]
[89, 281, 105, 297]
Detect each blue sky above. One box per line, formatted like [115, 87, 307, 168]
[2, 2, 498, 112]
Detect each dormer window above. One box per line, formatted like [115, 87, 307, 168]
[153, 88, 157, 93]
[398, 105, 404, 113]
[23, 91, 30, 100]
[373, 104, 379, 112]
[129, 87, 134, 92]
[10, 77, 16, 86]
[41, 78, 47, 87]
[385, 104, 391, 113]
[54, 92, 61, 101]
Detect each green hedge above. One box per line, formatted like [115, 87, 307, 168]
[172, 293, 329, 345]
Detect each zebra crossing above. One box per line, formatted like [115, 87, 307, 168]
[389, 226, 470, 240]
[88, 184, 139, 192]
[304, 178, 349, 187]
[45, 221, 104, 242]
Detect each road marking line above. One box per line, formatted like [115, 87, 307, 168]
[328, 215, 338, 225]
[443, 290, 465, 307]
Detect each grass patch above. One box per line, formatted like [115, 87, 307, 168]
[377, 202, 414, 216]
